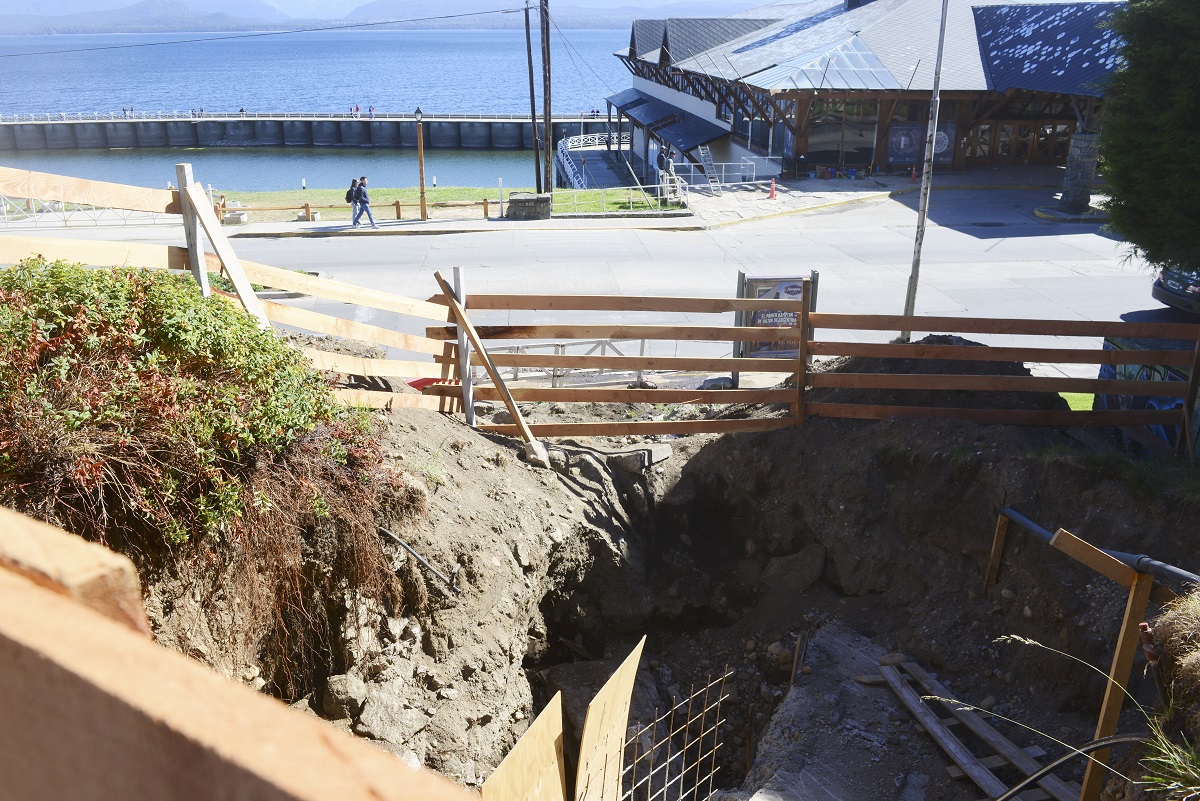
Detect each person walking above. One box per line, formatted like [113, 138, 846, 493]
[346, 178, 360, 226]
[352, 176, 378, 228]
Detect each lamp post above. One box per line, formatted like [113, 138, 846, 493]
[415, 107, 428, 221]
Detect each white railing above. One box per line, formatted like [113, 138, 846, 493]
[556, 146, 586, 190]
[559, 132, 631, 150]
[478, 339, 652, 387]
[0, 196, 176, 228]
[0, 111, 606, 123]
[672, 159, 759, 187]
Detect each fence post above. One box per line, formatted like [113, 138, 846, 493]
[795, 278, 811, 425]
[483, 198, 489, 218]
[1178, 328, 1200, 461]
[453, 267, 475, 427]
[394, 200, 402, 220]
[304, 202, 312, 222]
[175, 163, 210, 297]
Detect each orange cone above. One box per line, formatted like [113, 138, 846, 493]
[769, 178, 776, 199]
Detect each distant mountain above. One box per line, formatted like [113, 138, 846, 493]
[0, 0, 292, 34]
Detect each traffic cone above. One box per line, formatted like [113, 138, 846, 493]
[769, 179, 776, 199]
[910, 165, 918, 183]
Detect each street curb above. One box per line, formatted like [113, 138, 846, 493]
[1033, 206, 1109, 223]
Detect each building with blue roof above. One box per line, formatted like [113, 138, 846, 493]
[607, 0, 1123, 177]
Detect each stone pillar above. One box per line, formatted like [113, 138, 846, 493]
[1058, 131, 1100, 214]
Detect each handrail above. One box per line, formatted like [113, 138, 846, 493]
[999, 506, 1200, 587]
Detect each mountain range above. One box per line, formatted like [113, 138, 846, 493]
[0, 0, 763, 35]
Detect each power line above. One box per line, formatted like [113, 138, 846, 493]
[549, 15, 615, 96]
[0, 8, 523, 59]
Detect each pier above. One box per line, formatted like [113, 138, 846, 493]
[0, 112, 625, 152]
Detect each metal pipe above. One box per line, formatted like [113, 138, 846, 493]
[999, 506, 1200, 588]
[377, 526, 461, 594]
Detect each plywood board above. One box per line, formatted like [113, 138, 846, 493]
[482, 693, 567, 801]
[331, 389, 450, 411]
[240, 262, 450, 322]
[575, 637, 646, 801]
[304, 349, 452, 380]
[0, 235, 187, 272]
[0, 165, 180, 214]
[261, 300, 449, 357]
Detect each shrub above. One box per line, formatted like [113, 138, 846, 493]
[0, 258, 419, 695]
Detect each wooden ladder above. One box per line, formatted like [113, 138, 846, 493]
[697, 145, 722, 196]
[878, 660, 1081, 801]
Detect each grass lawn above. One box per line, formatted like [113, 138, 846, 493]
[550, 188, 687, 214]
[1060, 392, 1096, 411]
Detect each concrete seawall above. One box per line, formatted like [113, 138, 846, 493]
[0, 116, 621, 152]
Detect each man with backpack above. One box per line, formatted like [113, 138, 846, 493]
[352, 175, 378, 229]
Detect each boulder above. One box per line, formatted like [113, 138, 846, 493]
[322, 673, 368, 720]
[758, 544, 826, 594]
[355, 678, 431, 745]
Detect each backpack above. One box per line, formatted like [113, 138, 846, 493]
[346, 187, 355, 203]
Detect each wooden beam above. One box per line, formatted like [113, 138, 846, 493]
[944, 748, 1047, 779]
[807, 402, 1181, 427]
[303, 348, 453, 380]
[796, 279, 811, 424]
[1049, 529, 1138, 589]
[478, 417, 794, 438]
[985, 515, 1009, 591]
[239, 263, 450, 322]
[331, 388, 452, 411]
[475, 352, 801, 373]
[259, 300, 450, 357]
[903, 662, 1078, 801]
[809, 341, 1192, 367]
[175, 163, 209, 297]
[880, 665, 1011, 799]
[1079, 572, 1154, 801]
[808, 373, 1176, 396]
[0, 235, 188, 272]
[421, 385, 793, 404]
[808, 313, 1200, 340]
[184, 183, 268, 327]
[426, 324, 798, 343]
[0, 165, 180, 215]
[450, 294, 806, 313]
[433, 271, 536, 445]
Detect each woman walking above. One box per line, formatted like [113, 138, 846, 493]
[346, 178, 359, 226]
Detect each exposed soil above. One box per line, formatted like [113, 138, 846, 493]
[143, 338, 1200, 800]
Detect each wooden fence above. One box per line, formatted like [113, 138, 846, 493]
[214, 195, 491, 221]
[4, 163, 1199, 454]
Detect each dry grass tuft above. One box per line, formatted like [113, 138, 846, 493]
[1156, 590, 1200, 740]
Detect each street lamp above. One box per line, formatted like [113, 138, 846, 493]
[415, 107, 428, 221]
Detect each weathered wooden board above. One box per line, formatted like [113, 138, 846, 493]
[421, 385, 792, 404]
[427, 324, 799, 343]
[482, 693, 567, 801]
[575, 637, 646, 801]
[0, 235, 187, 272]
[478, 418, 795, 438]
[261, 300, 450, 357]
[808, 372, 1175, 396]
[240, 262, 450, 322]
[331, 389, 451, 411]
[0, 165, 180, 214]
[807, 402, 1182, 426]
[304, 348, 452, 380]
[461, 294, 806, 313]
[809, 312, 1200, 341]
[475, 353, 799, 373]
[809, 341, 1192, 366]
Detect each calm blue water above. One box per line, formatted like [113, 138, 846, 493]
[0, 29, 629, 189]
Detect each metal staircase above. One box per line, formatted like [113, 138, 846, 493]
[697, 145, 722, 196]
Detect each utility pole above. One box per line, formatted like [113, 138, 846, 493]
[539, 0, 553, 192]
[900, 0, 950, 342]
[524, 0, 543, 194]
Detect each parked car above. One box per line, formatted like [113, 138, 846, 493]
[1152, 266, 1200, 314]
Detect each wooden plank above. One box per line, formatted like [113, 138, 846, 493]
[808, 312, 1200, 341]
[426, 324, 799, 343]
[304, 348, 453, 380]
[421, 385, 793, 404]
[331, 389, 451, 411]
[482, 693, 567, 801]
[1178, 332, 1200, 459]
[476, 353, 801, 373]
[0, 234, 188, 272]
[806, 402, 1182, 427]
[1080, 572, 1154, 801]
[239, 262, 450, 322]
[0, 165, 180, 215]
[1049, 529, 1138, 589]
[175, 164, 209, 296]
[184, 183, 269, 327]
[433, 271, 536, 445]
[945, 748, 1047, 779]
[809, 341, 1192, 367]
[903, 662, 1078, 801]
[575, 638, 646, 801]
[808, 373, 1177, 397]
[985, 515, 1009, 591]
[478, 417, 796, 438]
[0, 507, 150, 636]
[796, 279, 811, 424]
[879, 665, 1011, 799]
[260, 300, 450, 357]
[460, 294, 807, 313]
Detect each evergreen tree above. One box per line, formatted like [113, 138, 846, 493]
[1101, 0, 1200, 272]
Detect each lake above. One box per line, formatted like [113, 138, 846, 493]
[0, 28, 630, 189]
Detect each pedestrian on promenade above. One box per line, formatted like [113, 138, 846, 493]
[352, 176, 378, 229]
[346, 178, 360, 225]
[369, 105, 375, 120]
[355, 104, 360, 118]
